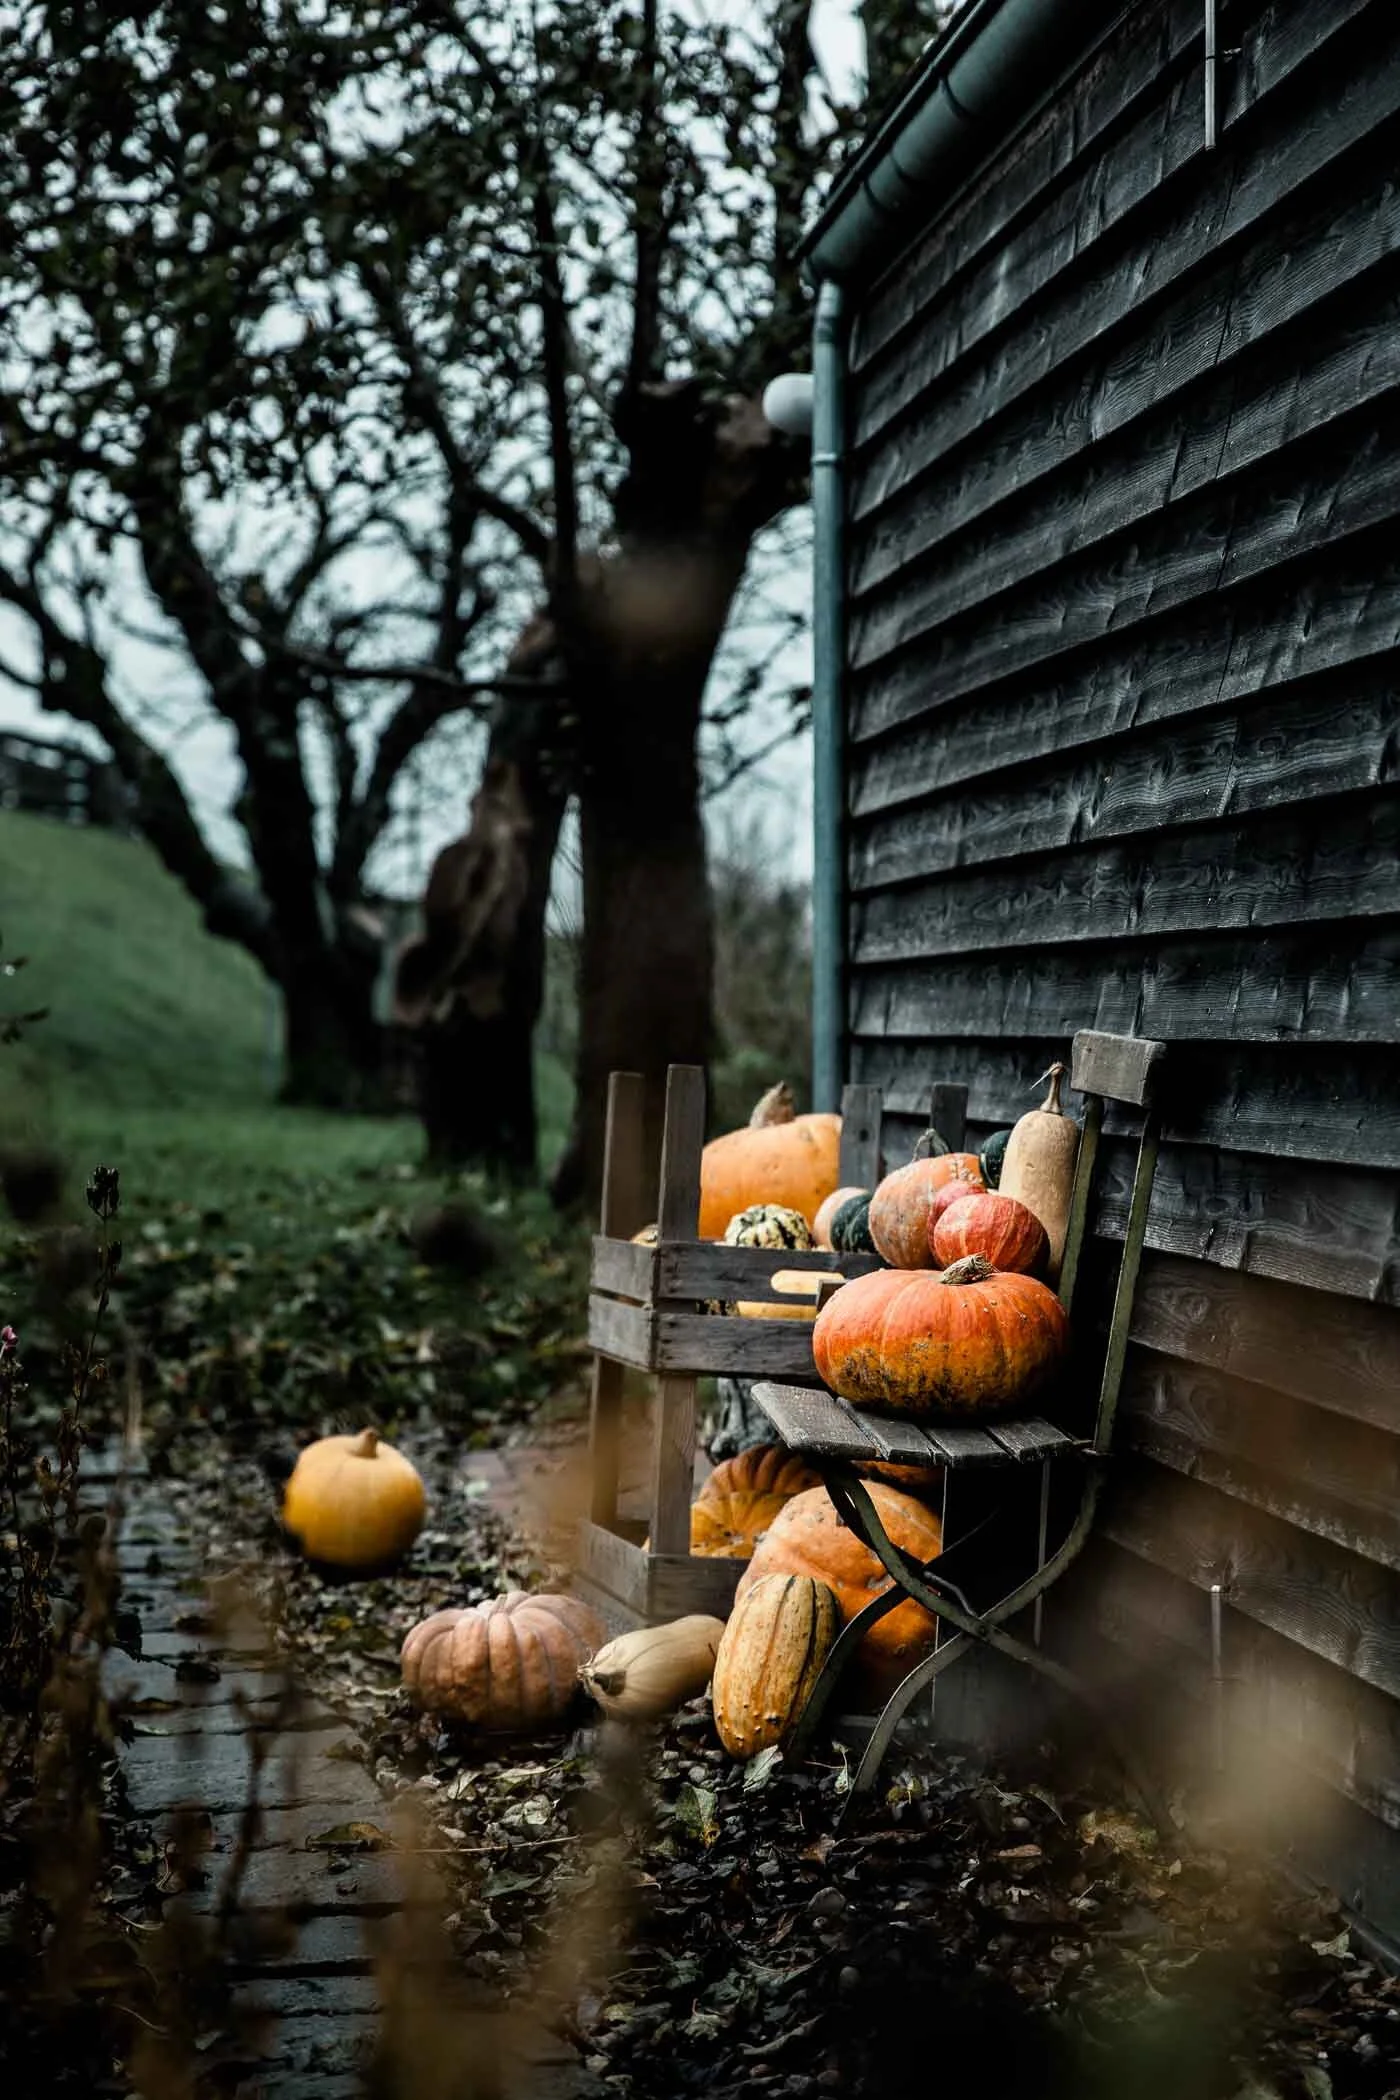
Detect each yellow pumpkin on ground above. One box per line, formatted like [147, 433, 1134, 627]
[699, 1083, 841, 1239]
[282, 1428, 426, 1570]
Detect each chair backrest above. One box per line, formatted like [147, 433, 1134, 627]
[1059, 1029, 1167, 1455]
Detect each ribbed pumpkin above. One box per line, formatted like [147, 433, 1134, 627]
[691, 1445, 822, 1557]
[814, 1185, 867, 1249]
[699, 1084, 841, 1239]
[931, 1191, 1049, 1277]
[856, 1459, 945, 1500]
[282, 1429, 425, 1570]
[829, 1192, 878, 1255]
[812, 1254, 1070, 1417]
[736, 1483, 942, 1681]
[868, 1150, 984, 1268]
[401, 1592, 604, 1730]
[927, 1180, 981, 1238]
[711, 1574, 840, 1758]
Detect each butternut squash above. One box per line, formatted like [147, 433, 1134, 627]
[998, 1063, 1079, 1281]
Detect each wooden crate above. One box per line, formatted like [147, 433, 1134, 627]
[577, 1066, 966, 1625]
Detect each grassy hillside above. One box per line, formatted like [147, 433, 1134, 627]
[1, 810, 271, 1115]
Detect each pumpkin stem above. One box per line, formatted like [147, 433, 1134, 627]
[749, 1081, 796, 1128]
[912, 1125, 951, 1160]
[350, 1428, 381, 1458]
[939, 1254, 997, 1287]
[1034, 1062, 1067, 1116]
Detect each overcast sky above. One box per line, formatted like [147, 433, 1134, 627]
[0, 0, 872, 899]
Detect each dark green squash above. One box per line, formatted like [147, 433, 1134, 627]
[830, 1192, 879, 1256]
[979, 1129, 1014, 1190]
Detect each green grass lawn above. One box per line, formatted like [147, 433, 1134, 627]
[0, 813, 585, 1444]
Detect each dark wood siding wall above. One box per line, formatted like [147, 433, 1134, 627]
[841, 0, 1400, 1935]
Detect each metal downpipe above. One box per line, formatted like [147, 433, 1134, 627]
[810, 279, 846, 1113]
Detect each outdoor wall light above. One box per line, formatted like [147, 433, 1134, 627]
[761, 372, 814, 437]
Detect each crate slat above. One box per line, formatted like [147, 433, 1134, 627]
[591, 1236, 656, 1298]
[588, 1296, 657, 1369]
[653, 1312, 820, 1377]
[579, 1522, 651, 1614]
[653, 1241, 881, 1300]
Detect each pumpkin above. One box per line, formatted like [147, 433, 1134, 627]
[812, 1254, 1070, 1418]
[282, 1428, 426, 1570]
[931, 1191, 1049, 1277]
[814, 1185, 867, 1249]
[867, 1139, 984, 1268]
[737, 1484, 942, 1684]
[711, 1574, 840, 1759]
[722, 1204, 813, 1251]
[579, 1616, 727, 1721]
[401, 1591, 604, 1730]
[829, 1192, 878, 1255]
[699, 1083, 841, 1239]
[927, 1179, 981, 1238]
[999, 1064, 1079, 1281]
[979, 1129, 1013, 1190]
[632, 1223, 659, 1246]
[856, 1459, 945, 1500]
[691, 1445, 822, 1557]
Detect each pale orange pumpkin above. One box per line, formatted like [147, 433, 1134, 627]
[282, 1428, 425, 1570]
[814, 1185, 867, 1249]
[737, 1482, 943, 1685]
[699, 1083, 841, 1239]
[812, 1254, 1070, 1417]
[401, 1591, 605, 1730]
[691, 1445, 822, 1557]
[868, 1151, 984, 1267]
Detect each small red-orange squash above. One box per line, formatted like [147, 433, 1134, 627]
[868, 1152, 984, 1267]
[931, 1191, 1049, 1277]
[926, 1180, 980, 1238]
[812, 1255, 1070, 1417]
[736, 1482, 943, 1684]
[401, 1592, 605, 1730]
[690, 1445, 822, 1558]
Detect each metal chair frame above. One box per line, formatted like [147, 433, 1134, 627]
[753, 1029, 1167, 1804]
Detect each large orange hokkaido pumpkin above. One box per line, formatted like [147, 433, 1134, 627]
[868, 1151, 983, 1267]
[736, 1482, 942, 1684]
[698, 1083, 841, 1239]
[813, 1255, 1070, 1417]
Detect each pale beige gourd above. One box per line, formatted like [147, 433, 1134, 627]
[998, 1063, 1079, 1281]
[711, 1573, 839, 1759]
[578, 1615, 727, 1721]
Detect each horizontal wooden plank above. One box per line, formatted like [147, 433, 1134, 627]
[590, 1236, 655, 1299]
[853, 1037, 1400, 1173]
[849, 924, 1400, 1045]
[578, 1522, 649, 1614]
[646, 1551, 746, 1621]
[850, 678, 1400, 883]
[655, 1243, 875, 1301]
[1100, 1460, 1400, 1702]
[1128, 1253, 1400, 1434]
[850, 545, 1400, 810]
[751, 1382, 883, 1460]
[652, 1311, 819, 1379]
[587, 1296, 655, 1370]
[853, 0, 1396, 452]
[988, 1418, 1076, 1462]
[1119, 1348, 1400, 1570]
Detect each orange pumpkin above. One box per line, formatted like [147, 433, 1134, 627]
[868, 1151, 984, 1267]
[699, 1084, 841, 1239]
[691, 1445, 822, 1557]
[931, 1191, 1049, 1277]
[737, 1482, 943, 1684]
[400, 1592, 605, 1730]
[814, 1185, 867, 1248]
[812, 1254, 1070, 1417]
[856, 1459, 945, 1500]
[926, 1180, 980, 1238]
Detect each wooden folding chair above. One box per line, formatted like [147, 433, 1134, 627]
[752, 1029, 1166, 1799]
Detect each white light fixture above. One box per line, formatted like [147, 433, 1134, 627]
[761, 372, 814, 438]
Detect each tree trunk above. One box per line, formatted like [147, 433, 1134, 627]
[551, 657, 713, 1213]
[279, 921, 386, 1109]
[394, 679, 568, 1171]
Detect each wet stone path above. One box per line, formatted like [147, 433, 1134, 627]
[95, 1443, 585, 2099]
